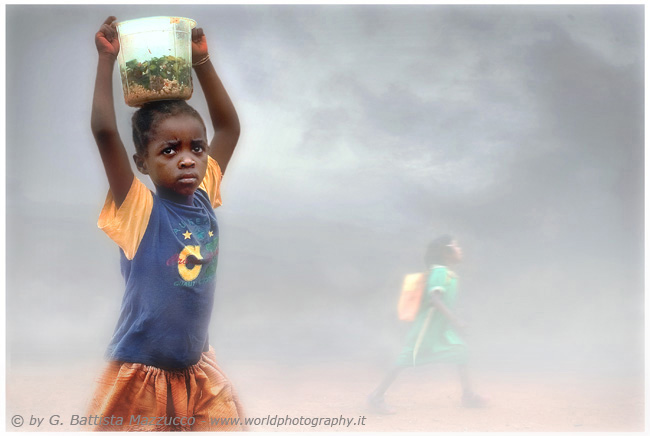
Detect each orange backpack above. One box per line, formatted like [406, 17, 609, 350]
[397, 272, 426, 321]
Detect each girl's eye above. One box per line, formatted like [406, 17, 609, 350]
[162, 148, 175, 155]
[192, 145, 205, 153]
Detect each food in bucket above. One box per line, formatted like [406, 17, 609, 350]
[120, 55, 192, 106]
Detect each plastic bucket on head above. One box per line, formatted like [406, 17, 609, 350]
[116, 16, 196, 107]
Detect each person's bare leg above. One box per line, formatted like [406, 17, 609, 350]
[458, 364, 472, 393]
[368, 366, 403, 414]
[458, 364, 487, 407]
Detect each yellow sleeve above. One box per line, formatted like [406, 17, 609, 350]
[97, 176, 154, 260]
[198, 156, 223, 209]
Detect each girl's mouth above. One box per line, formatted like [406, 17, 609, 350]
[178, 174, 199, 183]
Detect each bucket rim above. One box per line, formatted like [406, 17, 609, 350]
[116, 16, 197, 30]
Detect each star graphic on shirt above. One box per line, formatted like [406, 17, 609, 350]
[209, 231, 214, 237]
[183, 231, 192, 240]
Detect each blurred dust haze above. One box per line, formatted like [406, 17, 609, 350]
[6, 4, 643, 391]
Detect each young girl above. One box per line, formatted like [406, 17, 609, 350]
[368, 235, 487, 414]
[87, 16, 245, 431]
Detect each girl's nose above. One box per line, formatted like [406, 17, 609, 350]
[179, 155, 195, 168]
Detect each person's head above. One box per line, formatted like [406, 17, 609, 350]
[131, 100, 208, 198]
[424, 235, 462, 267]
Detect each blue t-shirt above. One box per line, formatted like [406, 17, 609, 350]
[98, 157, 223, 369]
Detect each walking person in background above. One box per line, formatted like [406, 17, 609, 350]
[368, 235, 487, 414]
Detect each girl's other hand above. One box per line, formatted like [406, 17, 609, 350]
[95, 16, 119, 59]
[452, 318, 468, 336]
[191, 27, 209, 64]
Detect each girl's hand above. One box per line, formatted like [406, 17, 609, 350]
[452, 318, 468, 335]
[95, 16, 119, 59]
[191, 27, 209, 64]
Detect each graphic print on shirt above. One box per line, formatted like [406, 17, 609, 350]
[178, 245, 203, 281]
[168, 217, 219, 287]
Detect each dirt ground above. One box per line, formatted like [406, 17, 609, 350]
[6, 359, 644, 432]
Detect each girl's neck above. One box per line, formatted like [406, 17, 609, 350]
[432, 259, 459, 269]
[156, 186, 195, 206]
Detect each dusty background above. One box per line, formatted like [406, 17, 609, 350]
[5, 4, 644, 432]
[6, 361, 644, 431]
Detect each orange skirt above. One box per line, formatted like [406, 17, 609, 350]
[87, 347, 246, 431]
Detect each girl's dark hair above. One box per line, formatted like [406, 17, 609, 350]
[424, 234, 454, 267]
[131, 100, 206, 155]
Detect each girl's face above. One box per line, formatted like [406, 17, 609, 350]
[446, 240, 463, 264]
[136, 115, 209, 199]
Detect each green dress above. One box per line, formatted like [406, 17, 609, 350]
[395, 265, 467, 367]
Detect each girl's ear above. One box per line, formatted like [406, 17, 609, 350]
[133, 154, 148, 175]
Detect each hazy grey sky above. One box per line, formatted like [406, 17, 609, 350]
[6, 5, 644, 373]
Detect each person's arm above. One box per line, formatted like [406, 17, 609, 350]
[91, 16, 134, 208]
[190, 27, 240, 174]
[430, 292, 467, 333]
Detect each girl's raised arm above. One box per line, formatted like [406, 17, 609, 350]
[91, 16, 134, 207]
[190, 27, 240, 175]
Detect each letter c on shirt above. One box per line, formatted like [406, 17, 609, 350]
[178, 245, 202, 281]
